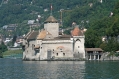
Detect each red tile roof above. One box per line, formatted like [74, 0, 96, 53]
[37, 30, 47, 40]
[71, 27, 83, 36]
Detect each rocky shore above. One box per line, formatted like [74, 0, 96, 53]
[100, 52, 119, 61]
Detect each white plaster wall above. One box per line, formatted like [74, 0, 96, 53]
[40, 41, 73, 60]
[24, 40, 38, 60]
[74, 36, 85, 58]
[22, 39, 26, 45]
[44, 23, 59, 37]
[36, 40, 42, 45]
[23, 36, 86, 60]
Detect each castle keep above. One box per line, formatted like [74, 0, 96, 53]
[22, 15, 85, 60]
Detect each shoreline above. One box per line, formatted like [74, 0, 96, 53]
[1, 57, 119, 61]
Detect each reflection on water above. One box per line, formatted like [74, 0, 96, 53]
[23, 61, 86, 79]
[0, 58, 119, 79]
[84, 61, 119, 79]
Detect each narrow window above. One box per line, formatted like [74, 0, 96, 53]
[63, 53, 65, 56]
[28, 43, 30, 47]
[56, 53, 58, 56]
[32, 44, 34, 50]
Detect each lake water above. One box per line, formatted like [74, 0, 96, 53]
[0, 58, 119, 79]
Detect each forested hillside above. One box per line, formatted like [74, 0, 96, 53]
[1, 0, 119, 53]
[85, 1, 119, 54]
[0, 0, 117, 27]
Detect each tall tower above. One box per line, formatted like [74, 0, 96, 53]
[44, 16, 59, 37]
[71, 26, 85, 58]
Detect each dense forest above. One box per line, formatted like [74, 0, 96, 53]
[0, 0, 117, 27]
[85, 1, 119, 55]
[0, 0, 119, 55]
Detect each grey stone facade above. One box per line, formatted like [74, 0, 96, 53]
[22, 15, 85, 60]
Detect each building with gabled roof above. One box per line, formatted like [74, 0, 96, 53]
[22, 15, 85, 60]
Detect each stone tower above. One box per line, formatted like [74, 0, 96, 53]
[71, 27, 85, 58]
[44, 16, 59, 37]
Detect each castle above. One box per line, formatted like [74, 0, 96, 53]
[22, 15, 86, 60]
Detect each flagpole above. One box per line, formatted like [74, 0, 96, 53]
[50, 4, 52, 16]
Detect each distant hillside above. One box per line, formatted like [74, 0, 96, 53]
[85, 1, 119, 53]
[0, 0, 118, 37]
[63, 0, 118, 28]
[0, 0, 117, 27]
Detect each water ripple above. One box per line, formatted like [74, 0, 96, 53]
[0, 59, 119, 79]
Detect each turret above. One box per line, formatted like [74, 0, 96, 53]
[71, 26, 85, 58]
[44, 16, 59, 37]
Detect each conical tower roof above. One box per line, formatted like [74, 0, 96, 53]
[45, 16, 58, 23]
[71, 27, 83, 36]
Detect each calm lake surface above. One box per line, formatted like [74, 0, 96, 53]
[0, 58, 119, 79]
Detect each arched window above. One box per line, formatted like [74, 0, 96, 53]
[76, 39, 81, 42]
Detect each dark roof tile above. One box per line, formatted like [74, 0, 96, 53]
[45, 16, 58, 23]
[27, 31, 39, 40]
[85, 48, 103, 51]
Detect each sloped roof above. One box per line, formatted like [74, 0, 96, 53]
[37, 30, 47, 40]
[85, 48, 103, 51]
[45, 32, 54, 39]
[45, 16, 58, 23]
[24, 31, 32, 39]
[34, 45, 40, 49]
[71, 27, 83, 36]
[27, 31, 39, 40]
[43, 35, 70, 40]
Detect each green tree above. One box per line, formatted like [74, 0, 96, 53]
[12, 35, 17, 46]
[85, 29, 101, 48]
[100, 38, 119, 52]
[0, 42, 8, 58]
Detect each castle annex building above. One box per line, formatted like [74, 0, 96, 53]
[22, 15, 85, 60]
